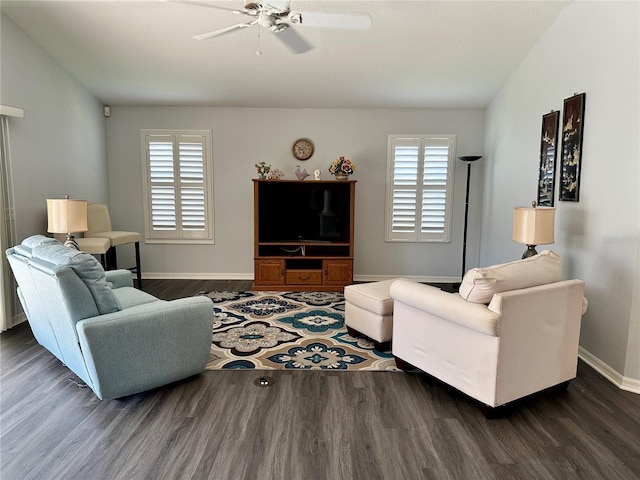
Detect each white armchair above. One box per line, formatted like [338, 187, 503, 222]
[390, 251, 587, 413]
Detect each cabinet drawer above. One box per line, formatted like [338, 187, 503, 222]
[286, 270, 322, 285]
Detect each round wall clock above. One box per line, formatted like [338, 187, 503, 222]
[292, 138, 314, 160]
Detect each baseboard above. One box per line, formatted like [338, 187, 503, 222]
[578, 346, 640, 394]
[140, 273, 459, 283]
[3, 313, 27, 332]
[621, 376, 640, 393]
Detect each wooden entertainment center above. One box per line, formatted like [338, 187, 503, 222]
[253, 179, 355, 291]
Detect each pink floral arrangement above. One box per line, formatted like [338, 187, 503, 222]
[328, 156, 356, 176]
[267, 168, 284, 180]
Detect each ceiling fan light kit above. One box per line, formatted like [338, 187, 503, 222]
[288, 13, 302, 24]
[180, 0, 372, 54]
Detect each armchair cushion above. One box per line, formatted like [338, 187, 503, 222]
[390, 280, 502, 336]
[31, 242, 121, 314]
[459, 250, 562, 304]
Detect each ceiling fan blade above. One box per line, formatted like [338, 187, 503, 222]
[289, 11, 372, 30]
[193, 21, 257, 40]
[166, 0, 244, 14]
[273, 26, 313, 54]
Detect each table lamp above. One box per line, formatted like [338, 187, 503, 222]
[46, 195, 88, 249]
[513, 201, 555, 258]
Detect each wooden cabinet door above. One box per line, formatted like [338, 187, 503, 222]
[323, 260, 353, 286]
[255, 259, 285, 285]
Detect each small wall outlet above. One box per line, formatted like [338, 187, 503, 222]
[103, 105, 111, 117]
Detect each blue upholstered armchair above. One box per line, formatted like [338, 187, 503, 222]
[6, 235, 214, 400]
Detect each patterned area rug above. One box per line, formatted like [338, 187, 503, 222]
[204, 291, 397, 371]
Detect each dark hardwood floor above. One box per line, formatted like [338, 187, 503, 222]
[1, 280, 639, 480]
[139, 278, 254, 300]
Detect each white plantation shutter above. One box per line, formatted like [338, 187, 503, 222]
[390, 138, 420, 235]
[141, 130, 213, 243]
[149, 140, 176, 231]
[386, 135, 455, 242]
[178, 141, 206, 231]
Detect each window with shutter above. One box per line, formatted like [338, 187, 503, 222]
[141, 130, 214, 243]
[385, 135, 455, 242]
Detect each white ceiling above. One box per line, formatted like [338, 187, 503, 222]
[2, 0, 571, 108]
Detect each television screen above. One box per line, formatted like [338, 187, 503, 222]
[257, 182, 351, 243]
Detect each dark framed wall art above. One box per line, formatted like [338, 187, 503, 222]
[537, 110, 560, 206]
[559, 92, 586, 201]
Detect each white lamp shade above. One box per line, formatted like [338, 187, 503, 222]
[513, 206, 555, 245]
[47, 198, 88, 234]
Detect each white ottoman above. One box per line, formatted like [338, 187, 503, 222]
[344, 279, 399, 351]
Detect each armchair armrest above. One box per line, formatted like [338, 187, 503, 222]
[105, 269, 133, 289]
[75, 296, 214, 400]
[390, 279, 501, 336]
[484, 279, 585, 403]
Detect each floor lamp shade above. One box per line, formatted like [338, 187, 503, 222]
[46, 197, 88, 249]
[513, 204, 555, 258]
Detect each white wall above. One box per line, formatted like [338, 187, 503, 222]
[0, 14, 109, 240]
[483, 1, 639, 385]
[106, 107, 485, 281]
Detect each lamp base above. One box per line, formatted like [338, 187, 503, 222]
[64, 234, 80, 250]
[522, 245, 538, 259]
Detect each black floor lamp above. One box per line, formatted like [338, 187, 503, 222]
[458, 156, 482, 280]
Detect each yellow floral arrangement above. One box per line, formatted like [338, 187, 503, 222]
[255, 161, 271, 178]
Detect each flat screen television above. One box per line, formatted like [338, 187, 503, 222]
[257, 181, 352, 244]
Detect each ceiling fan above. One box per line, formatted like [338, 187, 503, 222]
[172, 1, 372, 54]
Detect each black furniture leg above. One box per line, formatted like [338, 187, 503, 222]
[106, 243, 142, 289]
[373, 340, 392, 352]
[133, 242, 142, 288]
[394, 356, 416, 371]
[105, 246, 117, 270]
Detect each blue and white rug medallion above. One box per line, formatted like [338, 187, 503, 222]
[205, 291, 397, 371]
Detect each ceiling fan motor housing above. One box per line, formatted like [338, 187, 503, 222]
[258, 14, 276, 28]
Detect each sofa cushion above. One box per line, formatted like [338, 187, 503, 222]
[459, 250, 562, 304]
[31, 242, 121, 314]
[112, 287, 160, 310]
[22, 234, 58, 249]
[14, 235, 58, 258]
